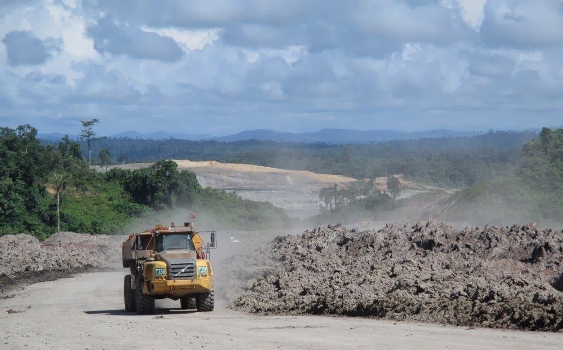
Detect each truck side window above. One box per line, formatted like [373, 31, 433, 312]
[156, 236, 163, 252]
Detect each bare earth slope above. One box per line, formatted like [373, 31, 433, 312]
[103, 160, 357, 218]
[103, 160, 454, 219]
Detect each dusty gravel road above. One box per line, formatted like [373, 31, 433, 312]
[1, 271, 562, 350]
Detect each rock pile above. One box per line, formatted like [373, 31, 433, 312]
[0, 232, 123, 292]
[228, 222, 563, 331]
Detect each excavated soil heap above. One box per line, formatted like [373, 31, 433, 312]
[228, 222, 563, 331]
[0, 232, 122, 293]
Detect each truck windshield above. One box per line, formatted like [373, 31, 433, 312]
[156, 234, 195, 252]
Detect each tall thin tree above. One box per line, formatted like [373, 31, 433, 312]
[80, 119, 106, 166]
[52, 136, 85, 232]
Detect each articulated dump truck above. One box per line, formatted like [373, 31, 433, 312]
[122, 221, 217, 314]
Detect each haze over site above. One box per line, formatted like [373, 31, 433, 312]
[1, 0, 562, 136]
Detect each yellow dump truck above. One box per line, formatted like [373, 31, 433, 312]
[122, 221, 216, 314]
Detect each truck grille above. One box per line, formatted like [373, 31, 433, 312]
[168, 261, 196, 279]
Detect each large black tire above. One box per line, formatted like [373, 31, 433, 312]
[124, 275, 132, 312]
[180, 296, 197, 310]
[124, 275, 137, 312]
[195, 289, 215, 312]
[135, 275, 155, 314]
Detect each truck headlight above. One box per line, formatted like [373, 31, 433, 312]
[197, 265, 208, 277]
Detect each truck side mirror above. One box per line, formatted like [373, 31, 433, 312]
[210, 231, 216, 248]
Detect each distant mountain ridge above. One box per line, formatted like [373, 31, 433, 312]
[39, 128, 544, 144]
[38, 131, 214, 141]
[111, 130, 214, 140]
[212, 128, 484, 143]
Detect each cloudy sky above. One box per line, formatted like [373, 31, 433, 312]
[1, 0, 562, 136]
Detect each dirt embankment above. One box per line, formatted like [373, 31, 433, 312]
[4, 222, 563, 332]
[0, 232, 123, 294]
[226, 222, 563, 331]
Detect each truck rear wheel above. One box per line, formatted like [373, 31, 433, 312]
[135, 276, 155, 314]
[196, 289, 214, 312]
[180, 296, 196, 310]
[124, 275, 136, 312]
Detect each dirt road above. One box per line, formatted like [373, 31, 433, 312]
[1, 271, 562, 350]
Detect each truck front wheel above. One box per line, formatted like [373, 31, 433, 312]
[135, 276, 155, 314]
[195, 289, 215, 312]
[124, 275, 136, 312]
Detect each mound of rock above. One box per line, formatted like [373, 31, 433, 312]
[0, 232, 123, 292]
[228, 222, 563, 331]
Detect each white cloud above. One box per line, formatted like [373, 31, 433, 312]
[0, 0, 562, 135]
[142, 27, 219, 50]
[45, 2, 96, 59]
[481, 0, 563, 49]
[454, 0, 487, 28]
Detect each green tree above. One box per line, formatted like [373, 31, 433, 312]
[52, 137, 88, 231]
[51, 160, 72, 232]
[121, 160, 200, 210]
[58, 135, 83, 162]
[386, 175, 401, 200]
[176, 170, 199, 205]
[99, 149, 111, 170]
[80, 119, 106, 167]
[117, 152, 128, 164]
[0, 125, 53, 235]
[517, 127, 563, 220]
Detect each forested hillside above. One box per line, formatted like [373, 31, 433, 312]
[0, 125, 290, 238]
[304, 127, 562, 227]
[52, 130, 538, 189]
[434, 127, 563, 226]
[514, 127, 563, 222]
[7, 123, 559, 237]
